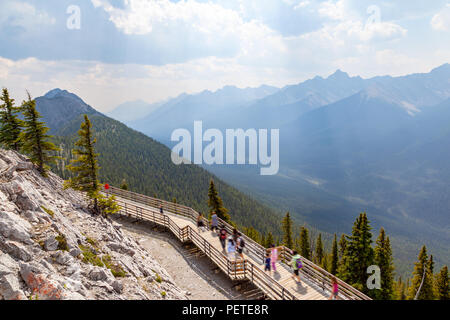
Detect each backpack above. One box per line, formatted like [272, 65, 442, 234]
[296, 257, 303, 269]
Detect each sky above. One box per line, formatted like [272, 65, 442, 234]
[0, 0, 449, 112]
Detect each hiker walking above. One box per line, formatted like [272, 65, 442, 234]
[219, 226, 227, 253]
[270, 244, 278, 273]
[159, 204, 164, 214]
[236, 233, 245, 260]
[197, 212, 205, 233]
[227, 236, 236, 260]
[264, 251, 271, 274]
[329, 276, 339, 300]
[290, 250, 302, 283]
[210, 211, 219, 234]
[232, 228, 238, 242]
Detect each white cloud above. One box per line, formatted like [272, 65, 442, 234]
[92, 0, 256, 36]
[431, 4, 450, 31]
[0, 0, 56, 30]
[318, 0, 349, 21]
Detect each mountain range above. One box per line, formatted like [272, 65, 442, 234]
[108, 63, 450, 276]
[32, 89, 284, 243]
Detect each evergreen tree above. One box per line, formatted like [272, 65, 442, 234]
[20, 93, 59, 175]
[120, 179, 129, 190]
[330, 234, 338, 275]
[396, 277, 407, 300]
[429, 255, 434, 275]
[315, 233, 324, 265]
[298, 226, 311, 260]
[97, 193, 121, 217]
[408, 246, 435, 300]
[281, 212, 294, 249]
[0, 88, 22, 151]
[265, 232, 274, 248]
[207, 179, 230, 222]
[65, 115, 101, 212]
[322, 254, 330, 272]
[436, 265, 449, 300]
[338, 213, 374, 294]
[373, 228, 395, 300]
[338, 234, 347, 260]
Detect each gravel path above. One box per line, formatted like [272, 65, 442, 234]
[113, 216, 261, 300]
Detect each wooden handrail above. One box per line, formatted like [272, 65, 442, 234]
[107, 186, 371, 300]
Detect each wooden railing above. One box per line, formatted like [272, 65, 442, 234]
[107, 186, 371, 300]
[110, 196, 293, 300]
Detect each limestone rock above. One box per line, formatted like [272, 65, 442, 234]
[0, 149, 187, 300]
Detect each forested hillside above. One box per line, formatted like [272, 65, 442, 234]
[50, 114, 283, 237]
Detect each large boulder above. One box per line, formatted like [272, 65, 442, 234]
[0, 274, 27, 300]
[0, 241, 33, 262]
[19, 262, 64, 300]
[0, 211, 33, 245]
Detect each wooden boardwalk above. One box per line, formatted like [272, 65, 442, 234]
[107, 187, 371, 301]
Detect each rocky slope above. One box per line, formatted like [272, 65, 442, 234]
[0, 149, 187, 300]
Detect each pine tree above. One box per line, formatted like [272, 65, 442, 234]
[0, 88, 22, 151]
[298, 226, 311, 260]
[20, 92, 59, 175]
[338, 234, 347, 260]
[338, 213, 374, 294]
[315, 233, 324, 265]
[373, 228, 395, 300]
[408, 246, 435, 300]
[207, 179, 230, 222]
[281, 212, 294, 249]
[435, 265, 449, 300]
[322, 254, 330, 272]
[395, 277, 407, 300]
[65, 115, 101, 212]
[429, 255, 434, 275]
[120, 179, 129, 190]
[265, 232, 274, 248]
[330, 234, 338, 275]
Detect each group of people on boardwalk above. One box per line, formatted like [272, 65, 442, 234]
[193, 209, 339, 299]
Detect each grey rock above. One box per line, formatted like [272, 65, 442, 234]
[23, 210, 40, 224]
[0, 241, 32, 262]
[107, 242, 135, 257]
[20, 262, 64, 300]
[69, 247, 82, 258]
[0, 251, 19, 276]
[52, 251, 74, 266]
[0, 274, 27, 300]
[88, 266, 115, 283]
[0, 210, 33, 244]
[44, 236, 59, 251]
[111, 280, 124, 293]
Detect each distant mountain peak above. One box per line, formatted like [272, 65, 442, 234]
[430, 63, 450, 74]
[327, 69, 350, 80]
[44, 88, 64, 98]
